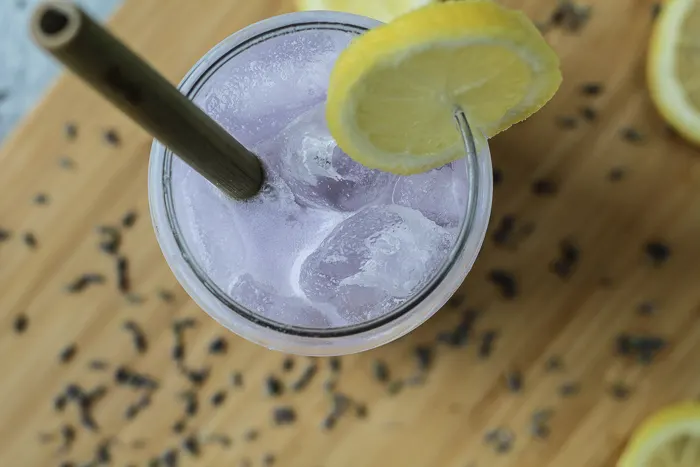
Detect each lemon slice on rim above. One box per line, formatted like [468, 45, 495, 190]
[295, 0, 436, 23]
[618, 403, 700, 466]
[648, 0, 700, 146]
[325, 1, 562, 175]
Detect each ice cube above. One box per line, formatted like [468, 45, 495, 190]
[300, 205, 453, 322]
[273, 106, 395, 211]
[230, 274, 346, 328]
[392, 160, 469, 228]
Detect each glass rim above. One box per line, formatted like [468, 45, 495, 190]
[149, 11, 491, 352]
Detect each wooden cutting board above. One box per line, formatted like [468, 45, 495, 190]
[1, 0, 699, 466]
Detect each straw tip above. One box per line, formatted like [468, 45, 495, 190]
[31, 2, 81, 47]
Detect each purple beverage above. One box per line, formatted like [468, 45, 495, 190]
[149, 11, 493, 355]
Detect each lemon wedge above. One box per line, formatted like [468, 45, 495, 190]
[326, 1, 562, 175]
[295, 0, 436, 23]
[618, 403, 700, 466]
[648, 0, 700, 146]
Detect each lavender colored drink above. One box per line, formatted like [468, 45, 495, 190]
[149, 12, 493, 355]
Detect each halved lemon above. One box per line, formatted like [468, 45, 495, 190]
[326, 1, 562, 175]
[295, 0, 436, 23]
[648, 0, 700, 146]
[618, 403, 700, 466]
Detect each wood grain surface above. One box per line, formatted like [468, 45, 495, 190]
[1, 0, 699, 466]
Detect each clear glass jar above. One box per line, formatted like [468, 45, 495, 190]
[148, 11, 493, 356]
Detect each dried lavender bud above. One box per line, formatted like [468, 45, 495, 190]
[65, 383, 83, 400]
[54, 394, 67, 412]
[59, 344, 78, 364]
[243, 429, 259, 442]
[231, 371, 244, 388]
[580, 106, 597, 121]
[161, 449, 178, 467]
[173, 318, 197, 333]
[116, 256, 130, 293]
[621, 127, 645, 143]
[97, 226, 121, 255]
[531, 179, 558, 196]
[282, 357, 295, 372]
[158, 289, 175, 303]
[60, 424, 76, 449]
[95, 440, 111, 463]
[33, 193, 49, 205]
[0, 228, 10, 242]
[172, 419, 186, 434]
[484, 428, 515, 454]
[550, 0, 591, 32]
[505, 371, 523, 393]
[210, 390, 227, 407]
[372, 360, 390, 383]
[13, 313, 28, 334]
[580, 82, 603, 96]
[478, 331, 498, 359]
[65, 273, 105, 293]
[124, 393, 151, 420]
[545, 356, 564, 372]
[181, 436, 200, 457]
[608, 167, 626, 182]
[530, 422, 551, 439]
[123, 320, 148, 354]
[121, 211, 138, 228]
[64, 122, 78, 140]
[492, 215, 516, 247]
[186, 367, 210, 387]
[172, 342, 185, 362]
[88, 360, 109, 371]
[559, 382, 581, 397]
[23, 232, 38, 249]
[103, 128, 121, 146]
[273, 406, 297, 425]
[80, 408, 99, 431]
[532, 409, 554, 423]
[292, 362, 318, 391]
[322, 414, 337, 431]
[262, 453, 276, 467]
[637, 301, 657, 316]
[438, 309, 478, 347]
[355, 403, 368, 419]
[329, 357, 342, 373]
[180, 391, 198, 417]
[208, 337, 227, 355]
[645, 241, 671, 266]
[616, 334, 667, 363]
[610, 382, 632, 400]
[651, 2, 662, 18]
[114, 366, 159, 389]
[58, 157, 75, 169]
[551, 239, 580, 279]
[487, 270, 518, 299]
[493, 167, 503, 186]
[265, 375, 284, 397]
[414, 345, 433, 372]
[555, 115, 578, 129]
